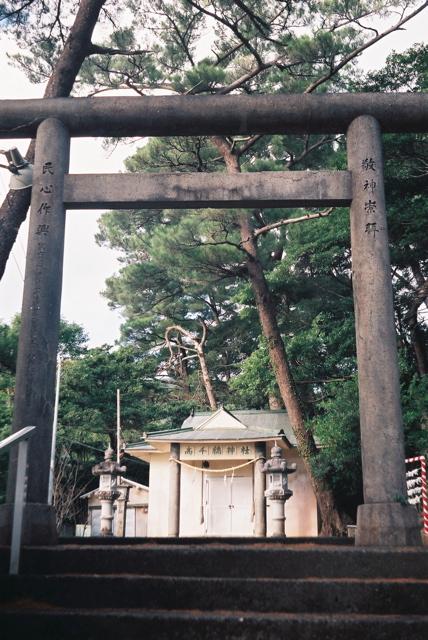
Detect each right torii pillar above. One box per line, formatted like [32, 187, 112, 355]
[347, 116, 421, 546]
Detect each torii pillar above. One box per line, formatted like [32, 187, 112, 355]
[0, 118, 69, 544]
[347, 116, 420, 546]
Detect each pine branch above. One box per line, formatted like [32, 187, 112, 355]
[213, 41, 244, 65]
[253, 208, 335, 238]
[216, 54, 287, 95]
[185, 0, 263, 66]
[236, 134, 263, 156]
[287, 135, 340, 169]
[231, 0, 271, 33]
[305, 1, 428, 93]
[0, 0, 39, 22]
[88, 44, 152, 56]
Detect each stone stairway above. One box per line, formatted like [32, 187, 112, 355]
[0, 537, 427, 639]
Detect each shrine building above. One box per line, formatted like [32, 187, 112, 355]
[126, 407, 318, 537]
[81, 477, 149, 537]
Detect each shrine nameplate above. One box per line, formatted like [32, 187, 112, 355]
[180, 443, 255, 460]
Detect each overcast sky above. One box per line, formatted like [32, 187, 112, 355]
[0, 35, 141, 346]
[0, 15, 426, 347]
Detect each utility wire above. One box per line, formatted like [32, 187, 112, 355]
[58, 436, 148, 466]
[10, 252, 24, 281]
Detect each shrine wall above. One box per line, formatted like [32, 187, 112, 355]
[147, 453, 170, 537]
[270, 449, 318, 537]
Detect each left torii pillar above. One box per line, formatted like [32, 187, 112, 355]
[0, 118, 69, 545]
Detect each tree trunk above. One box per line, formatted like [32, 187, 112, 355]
[412, 326, 428, 376]
[196, 345, 217, 411]
[212, 136, 344, 535]
[0, 0, 107, 279]
[178, 337, 192, 399]
[407, 263, 428, 376]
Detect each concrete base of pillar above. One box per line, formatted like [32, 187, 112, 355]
[0, 503, 58, 546]
[356, 503, 422, 546]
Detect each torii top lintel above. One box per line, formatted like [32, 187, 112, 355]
[0, 93, 427, 139]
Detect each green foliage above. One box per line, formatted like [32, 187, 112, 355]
[172, 58, 227, 93]
[0, 314, 88, 436]
[360, 43, 428, 93]
[310, 378, 362, 498]
[52, 343, 196, 502]
[58, 345, 191, 445]
[229, 340, 278, 408]
[0, 316, 91, 502]
[0, 315, 20, 374]
[402, 374, 428, 457]
[96, 136, 257, 406]
[123, 136, 219, 175]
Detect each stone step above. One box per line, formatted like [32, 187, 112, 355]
[1, 543, 427, 579]
[1, 608, 428, 640]
[1, 574, 428, 615]
[59, 535, 354, 546]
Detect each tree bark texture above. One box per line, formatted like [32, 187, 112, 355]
[412, 326, 428, 377]
[407, 265, 428, 376]
[0, 0, 107, 280]
[212, 136, 344, 535]
[178, 337, 192, 400]
[196, 344, 217, 411]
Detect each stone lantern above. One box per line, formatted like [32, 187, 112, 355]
[262, 444, 296, 537]
[92, 447, 127, 536]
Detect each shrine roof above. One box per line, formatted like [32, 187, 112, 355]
[127, 407, 312, 449]
[146, 428, 283, 443]
[182, 408, 293, 433]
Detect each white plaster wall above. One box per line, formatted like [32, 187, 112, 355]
[266, 450, 318, 537]
[128, 486, 149, 536]
[135, 508, 148, 536]
[147, 453, 170, 536]
[128, 485, 149, 506]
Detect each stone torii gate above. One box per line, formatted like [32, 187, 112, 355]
[0, 93, 427, 547]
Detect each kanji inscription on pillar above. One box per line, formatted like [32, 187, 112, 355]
[26, 158, 56, 397]
[361, 154, 384, 240]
